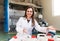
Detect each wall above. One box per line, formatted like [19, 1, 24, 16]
[0, 0, 4, 30]
[40, 0, 60, 30]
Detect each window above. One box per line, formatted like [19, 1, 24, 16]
[52, 0, 60, 16]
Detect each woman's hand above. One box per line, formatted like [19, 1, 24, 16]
[23, 28, 27, 33]
[47, 26, 56, 30]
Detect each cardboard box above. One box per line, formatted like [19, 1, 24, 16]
[25, 0, 32, 3]
[9, 0, 20, 2]
[32, 0, 41, 5]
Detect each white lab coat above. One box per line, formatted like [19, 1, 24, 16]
[9, 17, 56, 41]
[16, 17, 47, 36]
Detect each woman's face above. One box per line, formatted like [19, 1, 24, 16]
[26, 8, 33, 18]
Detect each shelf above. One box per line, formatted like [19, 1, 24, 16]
[9, 1, 43, 8]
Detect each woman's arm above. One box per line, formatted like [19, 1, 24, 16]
[16, 17, 23, 34]
[34, 20, 47, 33]
[34, 20, 56, 33]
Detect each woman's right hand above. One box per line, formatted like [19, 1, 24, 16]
[23, 28, 27, 33]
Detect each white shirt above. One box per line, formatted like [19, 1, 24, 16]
[16, 17, 47, 35]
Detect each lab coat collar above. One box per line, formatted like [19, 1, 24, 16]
[23, 17, 32, 21]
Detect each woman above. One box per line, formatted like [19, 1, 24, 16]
[16, 6, 47, 35]
[9, 6, 56, 41]
[16, 6, 56, 34]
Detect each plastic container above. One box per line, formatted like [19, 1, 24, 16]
[37, 34, 48, 41]
[54, 35, 60, 41]
[48, 38, 54, 41]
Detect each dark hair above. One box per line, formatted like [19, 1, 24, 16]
[24, 6, 35, 26]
